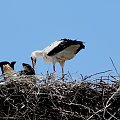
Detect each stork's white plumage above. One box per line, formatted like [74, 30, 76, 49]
[31, 38, 85, 79]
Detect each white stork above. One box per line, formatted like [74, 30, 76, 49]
[31, 38, 85, 79]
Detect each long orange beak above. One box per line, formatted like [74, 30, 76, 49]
[31, 57, 36, 69]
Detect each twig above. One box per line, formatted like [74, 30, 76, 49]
[87, 108, 104, 120]
[103, 86, 120, 118]
[84, 70, 112, 80]
[109, 57, 120, 76]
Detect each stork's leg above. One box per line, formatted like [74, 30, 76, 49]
[60, 62, 65, 81]
[53, 64, 56, 79]
[62, 67, 64, 75]
[61, 66, 64, 81]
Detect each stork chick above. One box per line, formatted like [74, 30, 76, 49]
[19, 63, 35, 75]
[2, 64, 17, 79]
[0, 61, 16, 74]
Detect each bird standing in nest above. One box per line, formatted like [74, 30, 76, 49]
[31, 38, 85, 80]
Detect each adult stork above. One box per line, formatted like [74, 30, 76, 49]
[31, 38, 85, 79]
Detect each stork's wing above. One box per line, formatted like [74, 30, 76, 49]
[43, 40, 63, 55]
[47, 39, 85, 56]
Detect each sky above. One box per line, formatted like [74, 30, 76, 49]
[0, 0, 120, 79]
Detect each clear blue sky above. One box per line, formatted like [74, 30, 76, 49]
[0, 0, 120, 77]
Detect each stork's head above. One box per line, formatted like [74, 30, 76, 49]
[30, 50, 43, 69]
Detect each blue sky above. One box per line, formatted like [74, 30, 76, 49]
[0, 0, 120, 78]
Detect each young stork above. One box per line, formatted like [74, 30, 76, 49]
[19, 63, 35, 75]
[31, 38, 85, 79]
[2, 64, 17, 79]
[0, 61, 16, 74]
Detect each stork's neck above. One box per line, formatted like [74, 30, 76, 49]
[33, 50, 43, 58]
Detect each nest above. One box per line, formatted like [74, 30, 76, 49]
[0, 73, 120, 120]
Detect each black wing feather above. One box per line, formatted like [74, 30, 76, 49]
[47, 38, 85, 56]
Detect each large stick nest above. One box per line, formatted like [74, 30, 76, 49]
[0, 73, 120, 120]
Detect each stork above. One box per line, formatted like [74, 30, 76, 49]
[0, 61, 16, 74]
[31, 38, 85, 79]
[19, 63, 35, 75]
[2, 64, 17, 79]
